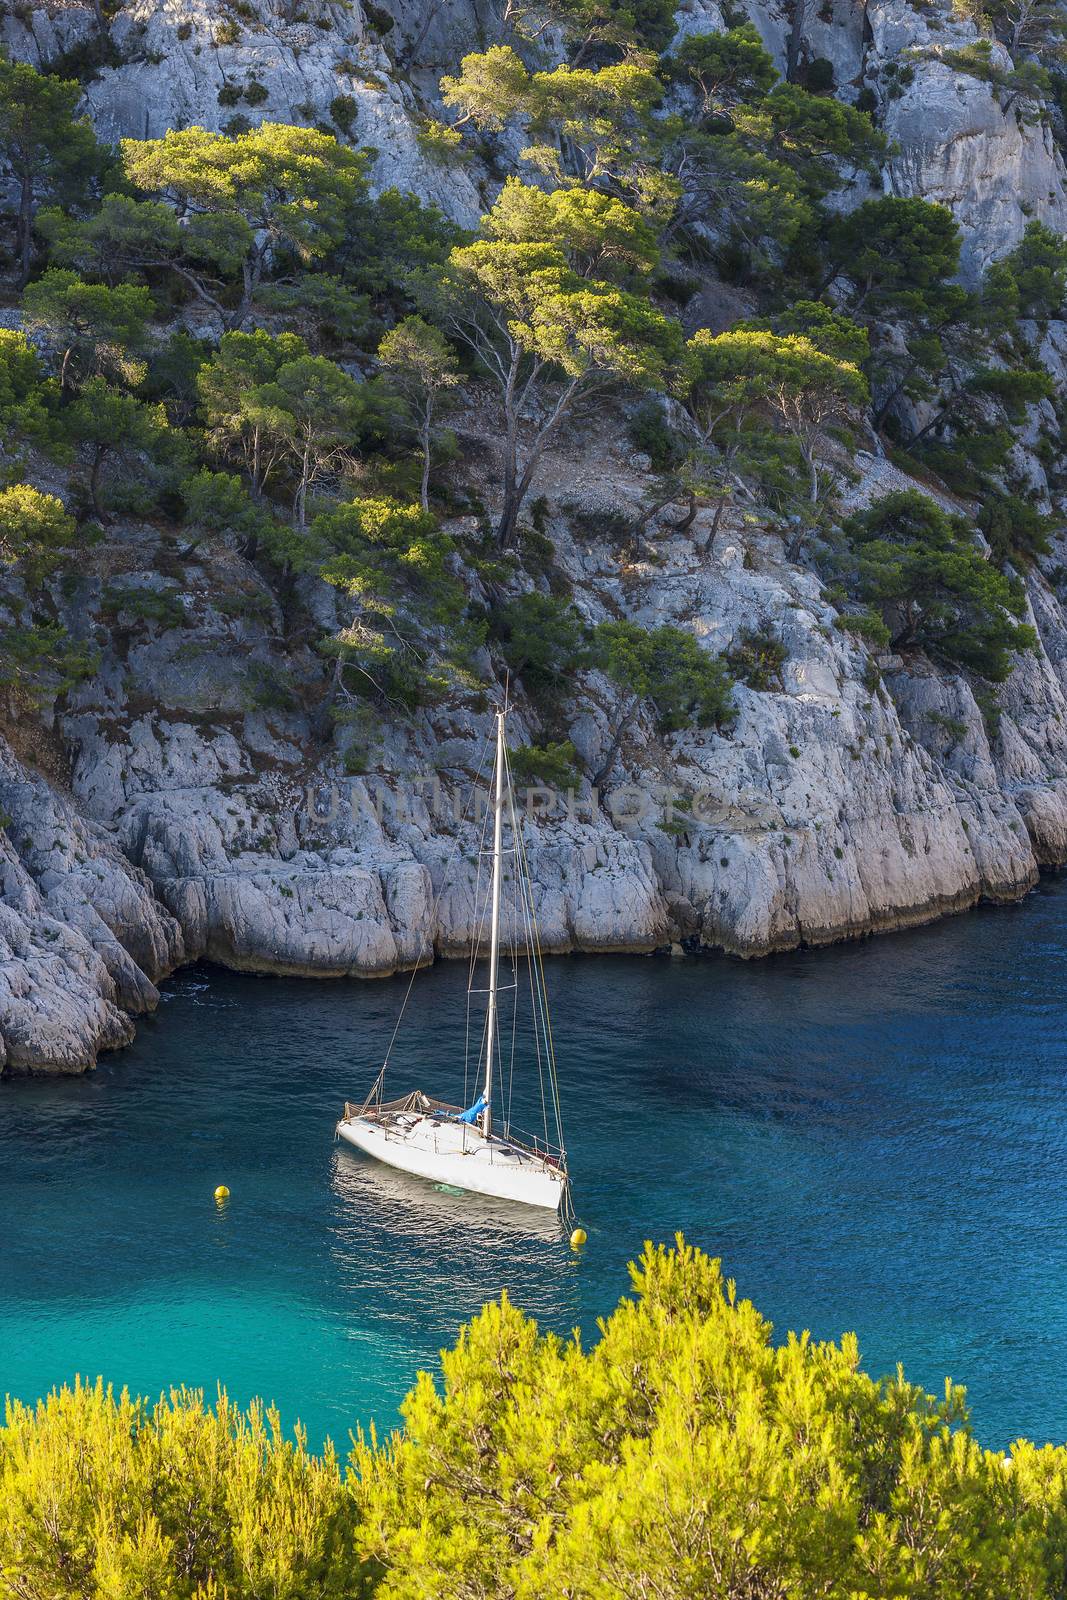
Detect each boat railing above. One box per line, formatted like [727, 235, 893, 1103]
[345, 1090, 460, 1121]
[343, 1098, 565, 1168]
[500, 1121, 567, 1167]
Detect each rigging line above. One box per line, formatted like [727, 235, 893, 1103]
[515, 804, 566, 1155]
[503, 756, 544, 1107]
[464, 777, 495, 1102]
[506, 964, 517, 1133]
[504, 746, 552, 1151]
[509, 799, 547, 1144]
[535, 901, 566, 1156]
[508, 751, 566, 1156]
[383, 727, 493, 1078]
[505, 821, 519, 1136]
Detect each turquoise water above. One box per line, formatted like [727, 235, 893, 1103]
[5, 878, 1067, 1452]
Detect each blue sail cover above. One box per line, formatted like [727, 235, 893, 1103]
[454, 1094, 488, 1125]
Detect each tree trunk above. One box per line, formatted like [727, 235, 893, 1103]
[592, 695, 641, 791]
[294, 443, 312, 528]
[89, 448, 109, 523]
[666, 491, 698, 533]
[786, 0, 807, 82]
[498, 443, 552, 547]
[903, 387, 963, 449]
[420, 399, 432, 512]
[229, 249, 262, 331]
[872, 357, 921, 433]
[17, 167, 33, 289]
[704, 489, 730, 553]
[495, 384, 521, 545]
[170, 264, 230, 325]
[496, 493, 520, 548]
[495, 371, 580, 545]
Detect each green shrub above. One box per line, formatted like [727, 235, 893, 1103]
[628, 398, 683, 471]
[568, 504, 640, 544]
[494, 591, 590, 692]
[595, 620, 736, 734]
[0, 485, 75, 585]
[354, 1235, 1067, 1597]
[242, 660, 299, 712]
[833, 607, 891, 648]
[978, 490, 1055, 569]
[363, 0, 395, 29]
[805, 56, 834, 91]
[841, 490, 1036, 681]
[330, 94, 358, 133]
[101, 584, 186, 628]
[974, 685, 1002, 740]
[725, 626, 788, 691]
[0, 621, 98, 703]
[508, 740, 580, 788]
[927, 709, 969, 743]
[0, 1383, 356, 1598]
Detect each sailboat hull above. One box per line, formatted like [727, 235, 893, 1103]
[336, 1111, 567, 1211]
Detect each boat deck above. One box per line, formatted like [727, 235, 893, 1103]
[340, 1092, 565, 1170]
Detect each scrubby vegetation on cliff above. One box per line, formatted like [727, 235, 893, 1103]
[7, 1238, 1067, 1598]
[1, 0, 1064, 754]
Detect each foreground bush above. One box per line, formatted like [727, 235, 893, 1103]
[6, 1239, 1067, 1597]
[0, 1386, 356, 1598]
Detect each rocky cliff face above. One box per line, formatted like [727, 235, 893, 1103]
[2, 0, 1067, 1071]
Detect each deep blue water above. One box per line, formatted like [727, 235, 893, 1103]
[4, 878, 1067, 1452]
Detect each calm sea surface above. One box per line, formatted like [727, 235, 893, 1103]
[4, 878, 1067, 1452]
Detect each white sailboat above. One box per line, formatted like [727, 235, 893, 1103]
[336, 707, 570, 1213]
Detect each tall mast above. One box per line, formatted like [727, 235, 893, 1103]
[481, 708, 506, 1139]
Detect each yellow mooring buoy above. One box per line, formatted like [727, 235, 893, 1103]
[214, 1185, 230, 1202]
[570, 1227, 587, 1249]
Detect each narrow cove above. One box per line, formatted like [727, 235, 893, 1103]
[4, 877, 1066, 1452]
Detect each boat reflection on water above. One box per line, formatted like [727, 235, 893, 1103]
[329, 1147, 580, 1344]
[331, 1145, 566, 1241]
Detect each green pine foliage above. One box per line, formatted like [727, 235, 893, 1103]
[595, 619, 736, 733]
[985, 220, 1067, 322]
[0, 621, 98, 703]
[0, 54, 105, 285]
[0, 31, 1061, 737]
[495, 591, 591, 690]
[0, 484, 76, 583]
[0, 330, 63, 452]
[0, 1383, 357, 1598]
[508, 738, 581, 786]
[842, 490, 1037, 680]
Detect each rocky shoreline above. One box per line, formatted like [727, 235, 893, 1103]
[4, 0, 1067, 1073]
[4, 444, 1067, 1074]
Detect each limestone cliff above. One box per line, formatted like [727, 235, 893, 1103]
[2, 0, 1067, 1071]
